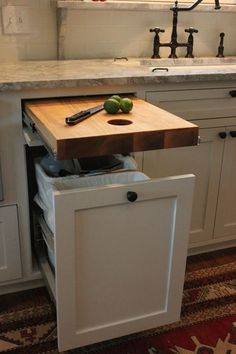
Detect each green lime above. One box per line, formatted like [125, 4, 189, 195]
[104, 98, 120, 114]
[110, 95, 122, 103]
[120, 98, 133, 113]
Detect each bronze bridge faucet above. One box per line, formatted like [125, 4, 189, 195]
[150, 0, 221, 59]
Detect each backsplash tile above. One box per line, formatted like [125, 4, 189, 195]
[0, 0, 235, 62]
[62, 9, 236, 59]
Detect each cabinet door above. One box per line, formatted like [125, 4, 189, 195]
[214, 126, 236, 238]
[0, 205, 22, 282]
[143, 128, 224, 244]
[53, 175, 194, 351]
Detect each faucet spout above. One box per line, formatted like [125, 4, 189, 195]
[170, 0, 221, 11]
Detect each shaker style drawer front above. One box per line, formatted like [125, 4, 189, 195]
[23, 96, 198, 159]
[48, 173, 195, 351]
[146, 88, 236, 120]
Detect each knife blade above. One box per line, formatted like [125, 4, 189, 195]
[65, 103, 104, 126]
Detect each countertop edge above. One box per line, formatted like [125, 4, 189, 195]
[1, 73, 236, 92]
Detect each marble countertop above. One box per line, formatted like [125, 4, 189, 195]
[1, 58, 236, 92]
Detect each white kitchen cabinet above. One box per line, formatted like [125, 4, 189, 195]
[0, 205, 22, 282]
[143, 128, 224, 245]
[145, 87, 236, 249]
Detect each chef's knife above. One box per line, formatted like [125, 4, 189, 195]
[65, 103, 104, 126]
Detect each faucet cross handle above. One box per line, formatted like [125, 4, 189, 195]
[150, 27, 165, 34]
[185, 27, 198, 58]
[216, 32, 225, 57]
[185, 27, 198, 34]
[150, 27, 165, 59]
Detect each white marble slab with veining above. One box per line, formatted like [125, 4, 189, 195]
[0, 58, 236, 92]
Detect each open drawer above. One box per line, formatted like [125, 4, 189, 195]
[23, 96, 199, 159]
[24, 96, 197, 351]
[32, 161, 195, 351]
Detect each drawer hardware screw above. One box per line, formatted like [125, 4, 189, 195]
[127, 191, 138, 202]
[30, 122, 37, 133]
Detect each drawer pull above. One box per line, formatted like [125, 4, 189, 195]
[229, 90, 236, 97]
[219, 132, 227, 139]
[229, 131, 236, 137]
[127, 191, 138, 202]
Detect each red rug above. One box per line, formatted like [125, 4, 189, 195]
[0, 259, 235, 354]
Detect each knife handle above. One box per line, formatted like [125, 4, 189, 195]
[65, 104, 104, 126]
[65, 112, 91, 125]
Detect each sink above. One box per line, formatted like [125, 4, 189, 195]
[141, 57, 236, 67]
[113, 57, 236, 67]
[112, 57, 236, 75]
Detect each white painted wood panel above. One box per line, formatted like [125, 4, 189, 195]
[0, 205, 22, 282]
[143, 128, 224, 244]
[146, 88, 236, 120]
[0, 161, 3, 201]
[53, 174, 194, 351]
[214, 125, 236, 238]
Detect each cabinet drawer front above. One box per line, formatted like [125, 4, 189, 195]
[52, 174, 194, 351]
[146, 88, 236, 120]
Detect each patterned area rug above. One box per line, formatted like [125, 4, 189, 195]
[0, 260, 235, 354]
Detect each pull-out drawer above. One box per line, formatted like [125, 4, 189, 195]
[33, 163, 195, 351]
[23, 96, 198, 159]
[146, 87, 236, 120]
[25, 96, 197, 351]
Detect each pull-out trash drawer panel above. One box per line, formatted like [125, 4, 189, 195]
[46, 172, 195, 351]
[23, 96, 198, 159]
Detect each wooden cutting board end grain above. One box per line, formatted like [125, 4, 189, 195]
[24, 96, 199, 159]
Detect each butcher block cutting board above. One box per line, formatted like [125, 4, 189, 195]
[23, 96, 199, 159]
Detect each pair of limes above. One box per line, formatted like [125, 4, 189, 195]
[104, 95, 133, 114]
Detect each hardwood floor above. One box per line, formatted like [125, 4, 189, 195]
[186, 246, 236, 272]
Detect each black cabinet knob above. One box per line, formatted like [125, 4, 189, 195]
[229, 90, 236, 97]
[219, 132, 227, 139]
[127, 191, 138, 202]
[229, 131, 236, 137]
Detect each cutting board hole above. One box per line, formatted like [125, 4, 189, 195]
[108, 119, 133, 126]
